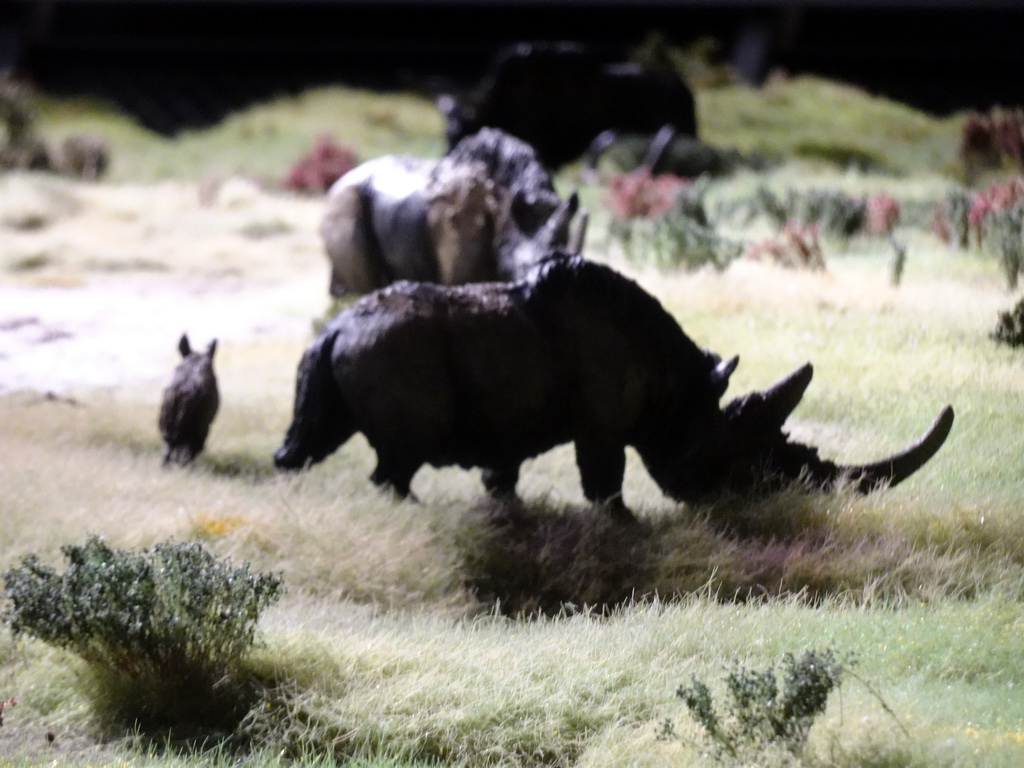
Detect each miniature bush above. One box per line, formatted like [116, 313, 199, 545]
[672, 649, 849, 762]
[644, 211, 742, 272]
[3, 536, 283, 728]
[0, 696, 15, 728]
[992, 297, 1024, 347]
[932, 178, 1024, 287]
[646, 183, 742, 272]
[0, 76, 49, 171]
[744, 221, 826, 271]
[966, 177, 1024, 288]
[987, 205, 1024, 289]
[604, 167, 688, 220]
[865, 191, 901, 235]
[606, 173, 741, 272]
[890, 237, 908, 286]
[282, 134, 358, 194]
[959, 107, 1024, 181]
[931, 186, 973, 247]
[1, 78, 109, 179]
[754, 186, 867, 238]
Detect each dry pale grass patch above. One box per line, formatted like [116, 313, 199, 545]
[0, 172, 325, 281]
[227, 593, 1024, 767]
[6, 593, 1020, 766]
[0, 390, 467, 613]
[0, 175, 330, 398]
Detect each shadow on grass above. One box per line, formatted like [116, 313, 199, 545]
[455, 488, 950, 616]
[88, 669, 262, 756]
[99, 429, 279, 481]
[198, 450, 279, 481]
[456, 498, 654, 617]
[82, 425, 280, 482]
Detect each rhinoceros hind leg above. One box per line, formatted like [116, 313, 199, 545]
[482, 464, 520, 498]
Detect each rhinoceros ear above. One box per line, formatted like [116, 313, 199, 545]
[549, 192, 579, 239]
[710, 355, 739, 397]
[436, 93, 468, 124]
[436, 94, 472, 147]
[643, 124, 678, 175]
[569, 208, 589, 255]
[206, 339, 218, 360]
[564, 191, 580, 217]
[178, 334, 192, 358]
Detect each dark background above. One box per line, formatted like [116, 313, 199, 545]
[3, 0, 1023, 136]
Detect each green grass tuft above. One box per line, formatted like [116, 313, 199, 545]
[698, 75, 963, 177]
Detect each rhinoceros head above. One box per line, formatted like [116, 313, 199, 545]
[436, 94, 477, 152]
[649, 361, 954, 504]
[497, 189, 584, 279]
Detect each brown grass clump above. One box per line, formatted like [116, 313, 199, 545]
[744, 221, 825, 270]
[864, 191, 901, 235]
[603, 168, 689, 221]
[959, 107, 1024, 181]
[966, 175, 1024, 241]
[281, 134, 358, 194]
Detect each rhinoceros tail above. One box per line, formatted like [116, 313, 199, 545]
[274, 327, 355, 470]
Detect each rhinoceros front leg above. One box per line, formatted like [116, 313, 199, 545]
[574, 440, 634, 523]
[482, 464, 520, 499]
[370, 453, 420, 500]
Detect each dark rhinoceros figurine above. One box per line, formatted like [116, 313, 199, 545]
[437, 42, 698, 170]
[159, 334, 220, 466]
[274, 256, 953, 521]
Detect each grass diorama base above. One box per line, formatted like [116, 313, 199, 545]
[3, 76, 1024, 767]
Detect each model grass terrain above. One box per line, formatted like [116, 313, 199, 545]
[2, 76, 1024, 767]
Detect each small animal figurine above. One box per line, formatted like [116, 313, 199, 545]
[159, 334, 219, 466]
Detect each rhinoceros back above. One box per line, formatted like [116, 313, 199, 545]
[324, 280, 567, 469]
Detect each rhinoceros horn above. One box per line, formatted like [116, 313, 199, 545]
[728, 363, 954, 493]
[569, 208, 589, 255]
[551, 191, 579, 238]
[757, 362, 814, 430]
[643, 124, 678, 176]
[835, 405, 955, 492]
[724, 362, 814, 434]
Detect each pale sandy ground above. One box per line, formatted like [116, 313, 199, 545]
[0, 174, 330, 396]
[0, 171, 1004, 403]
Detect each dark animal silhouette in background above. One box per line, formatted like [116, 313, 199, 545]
[159, 334, 220, 466]
[274, 256, 953, 521]
[584, 124, 772, 178]
[437, 42, 698, 170]
[320, 128, 585, 298]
